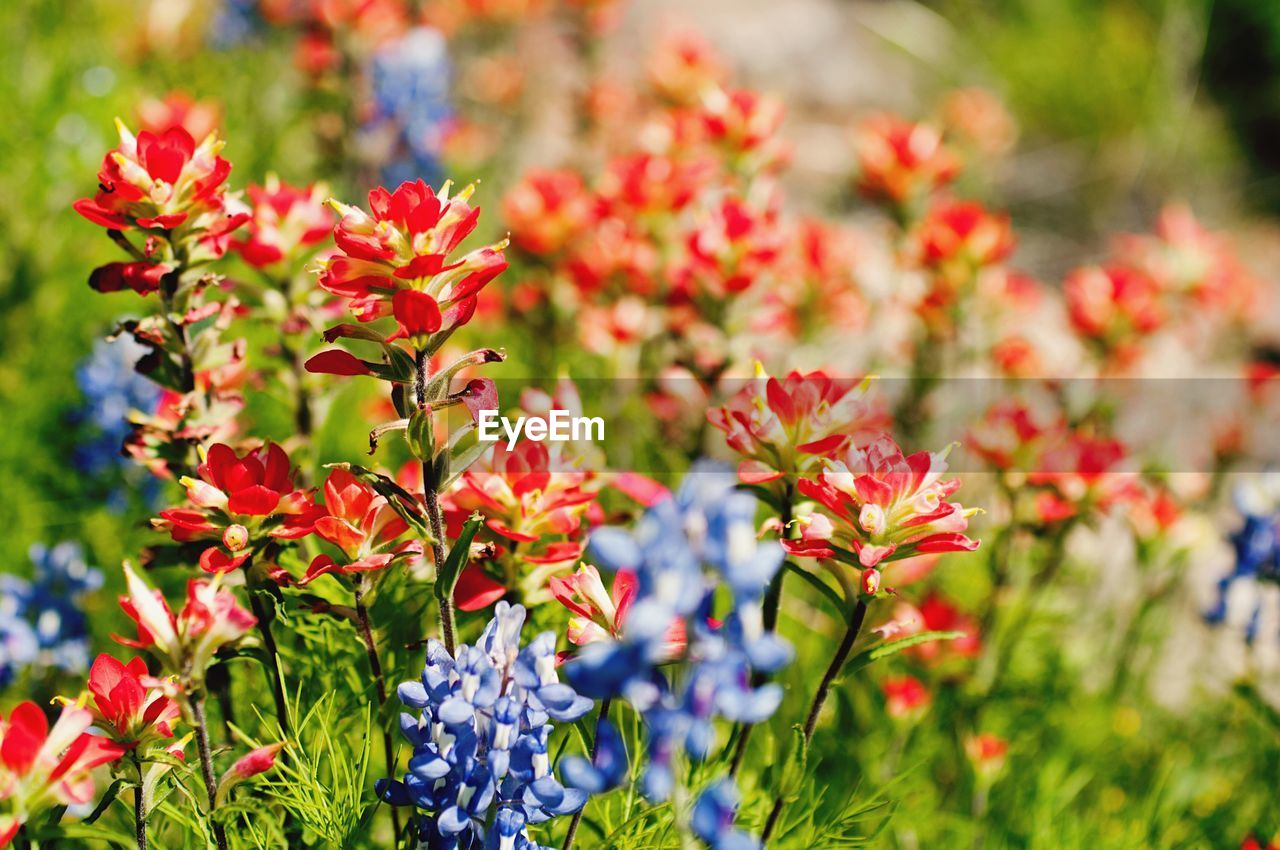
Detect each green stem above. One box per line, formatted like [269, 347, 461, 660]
[415, 347, 456, 655]
[131, 751, 147, 850]
[191, 695, 229, 850]
[561, 697, 612, 850]
[247, 589, 290, 737]
[762, 599, 869, 843]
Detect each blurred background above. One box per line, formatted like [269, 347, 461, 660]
[3, 0, 1280, 847]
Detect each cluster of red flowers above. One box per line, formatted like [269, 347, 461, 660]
[499, 34, 853, 379]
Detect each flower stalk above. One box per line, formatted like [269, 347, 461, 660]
[415, 347, 456, 655]
[190, 695, 229, 850]
[561, 697, 612, 850]
[762, 598, 869, 843]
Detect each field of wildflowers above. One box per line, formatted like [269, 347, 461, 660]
[1, 0, 1279, 848]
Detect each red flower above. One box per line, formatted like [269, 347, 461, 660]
[1241, 836, 1280, 850]
[137, 92, 221, 142]
[967, 399, 1059, 472]
[153, 442, 319, 572]
[1064, 264, 1165, 367]
[301, 469, 418, 583]
[550, 564, 686, 658]
[1026, 431, 1129, 524]
[915, 199, 1014, 272]
[318, 180, 508, 328]
[231, 176, 331, 268]
[84, 653, 180, 750]
[707, 365, 886, 484]
[647, 30, 727, 105]
[450, 440, 596, 550]
[215, 743, 285, 805]
[674, 195, 783, 299]
[881, 675, 931, 719]
[698, 87, 788, 169]
[445, 440, 599, 601]
[965, 732, 1008, 775]
[502, 169, 594, 257]
[0, 701, 127, 841]
[786, 434, 980, 569]
[115, 564, 256, 679]
[73, 121, 238, 239]
[912, 594, 982, 660]
[853, 114, 959, 206]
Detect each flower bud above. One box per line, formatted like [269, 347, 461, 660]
[223, 525, 249, 552]
[861, 568, 881, 597]
[216, 743, 284, 805]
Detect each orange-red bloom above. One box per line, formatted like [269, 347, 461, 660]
[786, 434, 980, 568]
[0, 702, 126, 843]
[318, 180, 508, 333]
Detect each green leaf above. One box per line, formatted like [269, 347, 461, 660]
[29, 823, 136, 847]
[405, 408, 435, 461]
[436, 513, 484, 603]
[844, 630, 966, 675]
[783, 561, 848, 616]
[777, 726, 809, 802]
[83, 778, 129, 824]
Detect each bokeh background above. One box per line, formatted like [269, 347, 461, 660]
[3, 0, 1280, 847]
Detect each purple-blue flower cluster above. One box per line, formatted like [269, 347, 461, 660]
[1207, 478, 1280, 643]
[363, 26, 453, 188]
[0, 542, 102, 687]
[379, 602, 593, 850]
[565, 462, 791, 850]
[74, 336, 161, 509]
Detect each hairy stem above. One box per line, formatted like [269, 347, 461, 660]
[247, 590, 290, 736]
[191, 696, 229, 850]
[131, 751, 147, 850]
[561, 698, 612, 850]
[415, 347, 456, 655]
[762, 599, 869, 843]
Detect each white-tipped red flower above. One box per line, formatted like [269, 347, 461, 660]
[698, 87, 788, 170]
[708, 365, 886, 485]
[550, 564, 634, 645]
[215, 743, 284, 805]
[232, 175, 331, 269]
[73, 120, 242, 237]
[1064, 264, 1164, 368]
[318, 179, 508, 333]
[154, 442, 320, 573]
[114, 563, 256, 682]
[502, 169, 594, 257]
[673, 195, 782, 299]
[302, 468, 419, 583]
[853, 114, 959, 207]
[0, 702, 127, 844]
[448, 440, 596, 557]
[84, 653, 181, 750]
[550, 564, 686, 658]
[786, 434, 980, 569]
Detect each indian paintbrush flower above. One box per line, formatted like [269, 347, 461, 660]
[785, 433, 980, 570]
